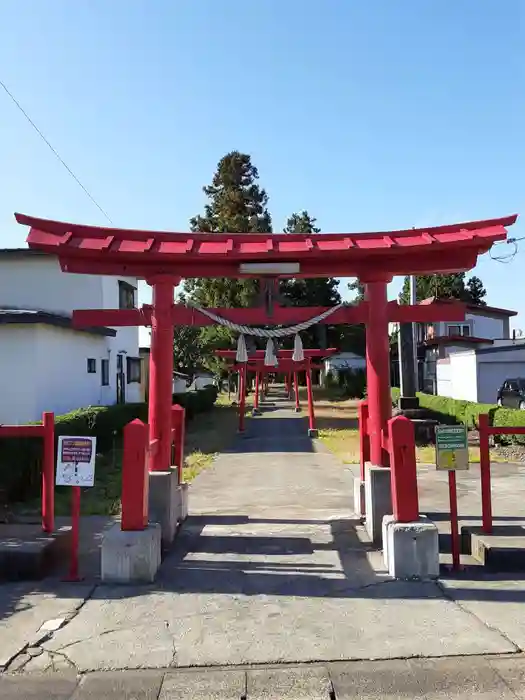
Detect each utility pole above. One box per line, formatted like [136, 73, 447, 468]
[410, 275, 418, 392]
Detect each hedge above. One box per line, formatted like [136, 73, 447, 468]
[391, 388, 525, 445]
[0, 385, 218, 504]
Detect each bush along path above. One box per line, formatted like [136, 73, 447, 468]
[2, 385, 241, 519]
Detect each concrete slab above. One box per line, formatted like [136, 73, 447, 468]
[0, 523, 71, 581]
[364, 464, 392, 546]
[160, 669, 245, 699]
[0, 673, 78, 699]
[329, 656, 519, 699]
[247, 667, 331, 699]
[439, 575, 525, 651]
[383, 515, 439, 579]
[0, 581, 94, 670]
[100, 523, 161, 584]
[149, 470, 181, 546]
[73, 670, 163, 699]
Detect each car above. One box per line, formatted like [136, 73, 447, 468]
[497, 378, 525, 409]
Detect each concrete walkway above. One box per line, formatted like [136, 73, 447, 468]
[2, 388, 525, 679]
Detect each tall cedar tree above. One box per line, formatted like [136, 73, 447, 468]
[398, 273, 487, 305]
[181, 152, 273, 372]
[279, 212, 340, 349]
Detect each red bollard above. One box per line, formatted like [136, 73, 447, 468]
[171, 404, 186, 483]
[121, 420, 149, 531]
[358, 401, 370, 483]
[388, 415, 419, 523]
[64, 486, 82, 582]
[294, 372, 300, 412]
[479, 413, 493, 534]
[42, 411, 55, 534]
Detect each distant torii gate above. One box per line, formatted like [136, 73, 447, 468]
[216, 348, 338, 434]
[16, 213, 516, 488]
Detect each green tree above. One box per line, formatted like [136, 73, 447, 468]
[398, 273, 487, 305]
[347, 279, 365, 302]
[279, 211, 341, 348]
[173, 325, 204, 376]
[182, 152, 273, 368]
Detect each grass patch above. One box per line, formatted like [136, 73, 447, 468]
[319, 428, 512, 466]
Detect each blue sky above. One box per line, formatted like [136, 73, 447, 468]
[0, 1, 523, 346]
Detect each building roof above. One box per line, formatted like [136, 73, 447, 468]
[424, 335, 493, 347]
[0, 309, 116, 337]
[419, 297, 517, 317]
[16, 213, 517, 279]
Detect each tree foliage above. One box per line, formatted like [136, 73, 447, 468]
[279, 211, 341, 349]
[182, 152, 273, 371]
[347, 279, 365, 303]
[398, 273, 487, 305]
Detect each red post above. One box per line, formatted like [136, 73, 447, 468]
[42, 411, 55, 534]
[388, 415, 419, 522]
[64, 486, 81, 582]
[171, 404, 186, 484]
[239, 365, 246, 432]
[306, 363, 316, 432]
[254, 372, 260, 410]
[294, 372, 300, 411]
[365, 280, 392, 467]
[449, 471, 461, 571]
[287, 372, 293, 399]
[147, 277, 175, 472]
[479, 413, 493, 535]
[121, 419, 149, 530]
[358, 400, 370, 483]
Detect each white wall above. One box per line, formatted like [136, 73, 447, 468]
[436, 350, 478, 402]
[325, 353, 366, 372]
[0, 326, 39, 424]
[0, 255, 103, 314]
[468, 313, 505, 339]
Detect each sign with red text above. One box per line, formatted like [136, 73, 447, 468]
[56, 436, 96, 487]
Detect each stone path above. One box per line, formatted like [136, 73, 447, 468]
[4, 655, 525, 698]
[2, 388, 525, 684]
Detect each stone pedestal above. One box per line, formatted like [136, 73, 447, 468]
[353, 478, 366, 518]
[365, 464, 392, 546]
[294, 407, 301, 414]
[308, 428, 319, 438]
[382, 514, 439, 580]
[149, 470, 186, 547]
[101, 523, 161, 584]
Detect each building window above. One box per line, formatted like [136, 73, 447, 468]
[101, 358, 110, 386]
[127, 357, 141, 384]
[118, 281, 136, 310]
[87, 358, 96, 373]
[447, 324, 470, 337]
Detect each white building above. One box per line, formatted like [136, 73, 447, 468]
[0, 249, 141, 424]
[414, 298, 520, 403]
[323, 351, 366, 374]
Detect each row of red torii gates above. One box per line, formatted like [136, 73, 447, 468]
[16, 213, 517, 546]
[215, 348, 339, 434]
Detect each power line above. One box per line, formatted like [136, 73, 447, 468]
[0, 79, 113, 224]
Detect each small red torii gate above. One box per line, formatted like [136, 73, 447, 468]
[16, 213, 516, 485]
[216, 348, 337, 434]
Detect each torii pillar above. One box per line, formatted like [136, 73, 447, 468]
[360, 276, 393, 544]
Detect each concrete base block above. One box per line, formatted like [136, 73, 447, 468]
[149, 470, 182, 547]
[365, 463, 392, 546]
[383, 515, 439, 580]
[252, 408, 261, 416]
[308, 428, 319, 438]
[294, 407, 301, 413]
[101, 523, 161, 584]
[353, 477, 366, 518]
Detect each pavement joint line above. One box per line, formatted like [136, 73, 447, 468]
[487, 658, 524, 700]
[435, 579, 523, 653]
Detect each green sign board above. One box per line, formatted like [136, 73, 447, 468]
[435, 425, 469, 471]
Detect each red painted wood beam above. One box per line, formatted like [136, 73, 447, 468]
[231, 362, 323, 371]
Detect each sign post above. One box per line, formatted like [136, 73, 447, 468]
[435, 425, 469, 571]
[56, 436, 96, 581]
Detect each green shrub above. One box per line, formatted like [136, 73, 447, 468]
[338, 368, 366, 399]
[492, 407, 525, 445]
[1, 385, 218, 505]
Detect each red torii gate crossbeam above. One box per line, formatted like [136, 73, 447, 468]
[16, 212, 517, 475]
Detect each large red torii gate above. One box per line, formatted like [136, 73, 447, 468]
[16, 213, 516, 481]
